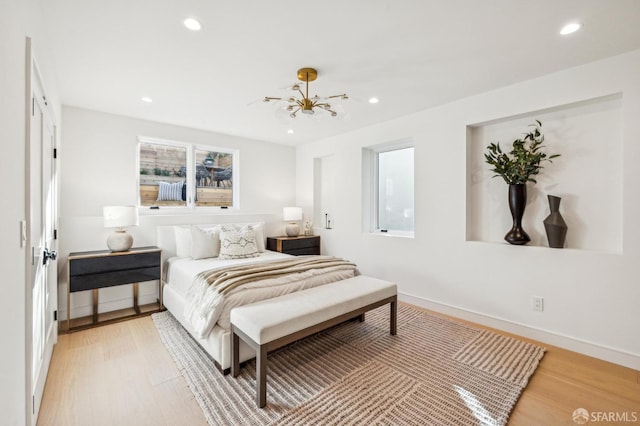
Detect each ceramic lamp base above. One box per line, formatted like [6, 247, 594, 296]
[285, 223, 300, 237]
[107, 230, 133, 252]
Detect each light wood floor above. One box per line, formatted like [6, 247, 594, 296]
[38, 306, 639, 426]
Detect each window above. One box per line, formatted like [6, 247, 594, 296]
[138, 137, 237, 209]
[139, 141, 187, 207]
[363, 142, 414, 236]
[194, 148, 234, 207]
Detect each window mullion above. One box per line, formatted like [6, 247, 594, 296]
[187, 146, 195, 208]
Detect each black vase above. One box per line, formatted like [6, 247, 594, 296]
[543, 195, 568, 248]
[505, 184, 531, 245]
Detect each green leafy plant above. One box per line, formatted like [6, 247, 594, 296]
[153, 167, 171, 176]
[484, 120, 560, 184]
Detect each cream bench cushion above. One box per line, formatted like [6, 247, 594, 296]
[230, 275, 397, 407]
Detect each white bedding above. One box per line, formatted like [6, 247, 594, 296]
[165, 251, 357, 337]
[165, 250, 291, 295]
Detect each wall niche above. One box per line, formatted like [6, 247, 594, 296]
[466, 93, 623, 253]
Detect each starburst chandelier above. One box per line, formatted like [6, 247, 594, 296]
[263, 68, 348, 118]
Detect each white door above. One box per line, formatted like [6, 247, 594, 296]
[28, 50, 58, 424]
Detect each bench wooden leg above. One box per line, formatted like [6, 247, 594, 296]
[390, 298, 397, 335]
[257, 345, 267, 408]
[358, 313, 365, 322]
[231, 329, 240, 378]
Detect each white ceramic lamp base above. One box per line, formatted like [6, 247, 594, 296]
[107, 230, 133, 252]
[285, 222, 300, 237]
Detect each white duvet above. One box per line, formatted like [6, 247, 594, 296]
[166, 252, 357, 338]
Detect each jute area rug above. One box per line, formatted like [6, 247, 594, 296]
[152, 304, 545, 425]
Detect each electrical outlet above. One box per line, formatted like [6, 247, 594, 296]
[532, 296, 544, 312]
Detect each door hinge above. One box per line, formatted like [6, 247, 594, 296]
[54, 229, 57, 240]
[53, 148, 57, 159]
[32, 395, 35, 414]
[54, 310, 58, 321]
[43, 95, 47, 106]
[31, 97, 35, 116]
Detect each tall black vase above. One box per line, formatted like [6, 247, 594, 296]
[543, 195, 568, 248]
[505, 184, 531, 245]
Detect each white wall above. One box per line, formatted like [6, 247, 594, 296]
[0, 0, 61, 424]
[296, 50, 640, 369]
[59, 107, 296, 319]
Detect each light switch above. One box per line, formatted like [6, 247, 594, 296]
[20, 220, 26, 247]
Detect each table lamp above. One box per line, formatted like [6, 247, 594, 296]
[283, 207, 303, 237]
[103, 206, 138, 252]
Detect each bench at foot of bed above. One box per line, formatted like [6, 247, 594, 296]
[230, 275, 397, 408]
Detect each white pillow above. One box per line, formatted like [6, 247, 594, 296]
[218, 228, 259, 259]
[191, 225, 220, 260]
[174, 226, 192, 258]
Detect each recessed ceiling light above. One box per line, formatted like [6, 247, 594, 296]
[184, 18, 202, 31]
[369, 97, 379, 104]
[287, 129, 294, 134]
[560, 22, 581, 35]
[141, 97, 153, 103]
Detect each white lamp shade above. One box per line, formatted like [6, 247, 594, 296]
[283, 207, 303, 222]
[103, 206, 139, 228]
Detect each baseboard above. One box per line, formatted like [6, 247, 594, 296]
[399, 291, 640, 370]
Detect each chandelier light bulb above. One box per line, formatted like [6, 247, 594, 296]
[369, 97, 379, 104]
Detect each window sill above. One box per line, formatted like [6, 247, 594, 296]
[368, 230, 415, 239]
[138, 206, 239, 216]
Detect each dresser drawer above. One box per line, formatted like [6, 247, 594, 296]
[70, 266, 161, 292]
[69, 252, 160, 276]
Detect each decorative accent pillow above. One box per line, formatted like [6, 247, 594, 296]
[157, 181, 183, 201]
[174, 226, 192, 258]
[218, 228, 259, 259]
[219, 222, 266, 252]
[191, 225, 220, 260]
[245, 222, 266, 253]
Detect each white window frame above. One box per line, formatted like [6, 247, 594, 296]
[362, 139, 414, 238]
[136, 136, 239, 212]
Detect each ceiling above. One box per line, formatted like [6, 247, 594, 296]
[43, 0, 640, 146]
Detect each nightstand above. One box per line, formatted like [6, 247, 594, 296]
[267, 235, 321, 255]
[66, 246, 162, 332]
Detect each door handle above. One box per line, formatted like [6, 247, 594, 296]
[43, 248, 57, 265]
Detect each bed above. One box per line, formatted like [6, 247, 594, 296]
[157, 223, 357, 372]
